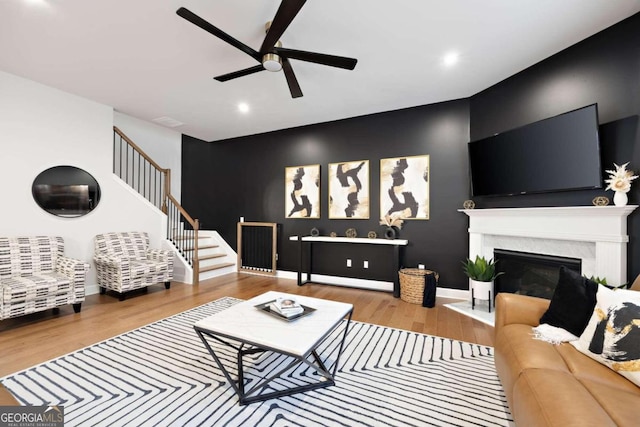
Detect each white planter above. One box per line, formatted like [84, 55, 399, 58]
[470, 279, 494, 312]
[470, 279, 493, 301]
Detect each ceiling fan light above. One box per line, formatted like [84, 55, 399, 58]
[262, 53, 282, 72]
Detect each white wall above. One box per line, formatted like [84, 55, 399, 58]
[0, 71, 170, 294]
[113, 112, 182, 201]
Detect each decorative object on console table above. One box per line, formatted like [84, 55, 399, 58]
[310, 227, 320, 237]
[380, 155, 430, 220]
[463, 199, 475, 209]
[345, 228, 357, 238]
[462, 255, 504, 313]
[367, 231, 377, 239]
[605, 162, 638, 207]
[379, 214, 405, 240]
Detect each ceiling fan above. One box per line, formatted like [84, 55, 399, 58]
[176, 0, 357, 98]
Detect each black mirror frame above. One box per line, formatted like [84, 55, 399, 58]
[32, 165, 101, 218]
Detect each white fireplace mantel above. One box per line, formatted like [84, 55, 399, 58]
[459, 205, 637, 286]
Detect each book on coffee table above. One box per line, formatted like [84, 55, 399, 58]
[255, 298, 316, 321]
[271, 297, 304, 317]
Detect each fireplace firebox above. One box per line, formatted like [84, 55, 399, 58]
[494, 249, 581, 299]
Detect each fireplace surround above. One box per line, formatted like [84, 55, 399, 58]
[460, 206, 637, 291]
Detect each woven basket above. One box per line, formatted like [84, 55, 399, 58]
[399, 268, 439, 304]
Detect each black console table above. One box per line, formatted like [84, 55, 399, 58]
[290, 236, 408, 297]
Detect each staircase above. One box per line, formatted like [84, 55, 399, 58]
[113, 126, 236, 284]
[169, 229, 236, 284]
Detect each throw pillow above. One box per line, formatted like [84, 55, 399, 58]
[539, 266, 598, 336]
[572, 285, 640, 387]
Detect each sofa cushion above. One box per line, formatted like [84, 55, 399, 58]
[95, 232, 148, 261]
[129, 260, 170, 279]
[556, 343, 640, 394]
[513, 369, 616, 427]
[540, 266, 598, 336]
[579, 378, 640, 427]
[0, 236, 63, 278]
[572, 285, 640, 387]
[495, 323, 571, 406]
[1, 273, 71, 303]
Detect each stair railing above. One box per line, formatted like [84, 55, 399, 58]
[113, 126, 200, 284]
[167, 195, 200, 285]
[113, 126, 169, 212]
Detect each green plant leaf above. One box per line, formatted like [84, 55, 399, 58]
[462, 255, 504, 281]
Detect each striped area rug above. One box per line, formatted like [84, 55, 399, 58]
[1, 297, 513, 426]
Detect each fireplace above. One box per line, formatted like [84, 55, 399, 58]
[494, 249, 581, 299]
[460, 206, 637, 292]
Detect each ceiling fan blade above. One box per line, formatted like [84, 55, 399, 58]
[177, 7, 261, 62]
[274, 47, 357, 70]
[214, 65, 265, 82]
[282, 57, 303, 98]
[260, 0, 307, 54]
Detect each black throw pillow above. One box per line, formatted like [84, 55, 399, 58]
[539, 266, 598, 337]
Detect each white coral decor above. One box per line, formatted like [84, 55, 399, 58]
[605, 162, 638, 193]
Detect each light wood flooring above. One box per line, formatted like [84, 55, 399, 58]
[0, 273, 494, 405]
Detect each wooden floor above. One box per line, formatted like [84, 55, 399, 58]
[0, 273, 493, 405]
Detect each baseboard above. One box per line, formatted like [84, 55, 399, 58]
[276, 269, 469, 299]
[86, 284, 100, 296]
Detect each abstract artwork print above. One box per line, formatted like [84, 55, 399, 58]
[285, 164, 320, 218]
[328, 160, 369, 219]
[380, 155, 430, 220]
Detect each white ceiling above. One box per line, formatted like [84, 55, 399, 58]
[2, 0, 640, 142]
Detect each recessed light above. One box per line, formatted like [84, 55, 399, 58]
[443, 51, 459, 67]
[24, 0, 48, 6]
[238, 103, 250, 114]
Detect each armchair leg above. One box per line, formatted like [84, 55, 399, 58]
[165, 281, 171, 290]
[73, 303, 82, 313]
[53, 307, 60, 315]
[99, 287, 106, 295]
[119, 293, 126, 302]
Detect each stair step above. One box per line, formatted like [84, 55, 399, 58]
[199, 262, 235, 273]
[172, 235, 209, 241]
[198, 253, 227, 261]
[182, 244, 219, 251]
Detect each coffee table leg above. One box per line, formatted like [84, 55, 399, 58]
[195, 329, 243, 398]
[195, 312, 353, 406]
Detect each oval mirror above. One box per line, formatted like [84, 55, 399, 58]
[32, 166, 101, 218]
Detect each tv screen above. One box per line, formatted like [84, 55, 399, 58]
[468, 104, 602, 197]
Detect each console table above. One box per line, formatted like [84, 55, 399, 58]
[290, 236, 408, 297]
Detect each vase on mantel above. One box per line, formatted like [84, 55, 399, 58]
[613, 191, 628, 207]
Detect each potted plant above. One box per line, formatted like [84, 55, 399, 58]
[462, 255, 504, 311]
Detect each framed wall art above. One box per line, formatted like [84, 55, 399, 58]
[285, 164, 320, 218]
[328, 160, 369, 219]
[380, 155, 430, 220]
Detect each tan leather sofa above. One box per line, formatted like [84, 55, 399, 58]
[494, 276, 640, 427]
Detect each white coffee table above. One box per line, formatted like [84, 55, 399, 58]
[194, 291, 353, 405]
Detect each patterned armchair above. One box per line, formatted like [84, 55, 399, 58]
[94, 232, 173, 300]
[0, 236, 90, 320]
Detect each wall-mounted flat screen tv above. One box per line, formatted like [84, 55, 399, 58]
[468, 104, 602, 197]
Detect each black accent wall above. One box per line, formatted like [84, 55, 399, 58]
[182, 100, 471, 289]
[182, 12, 640, 289]
[470, 12, 640, 281]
